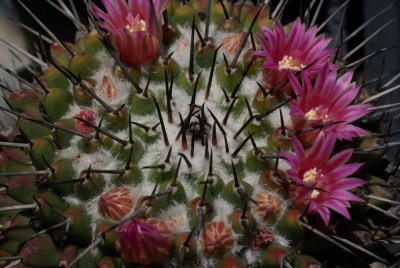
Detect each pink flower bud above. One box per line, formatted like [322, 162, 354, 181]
[116, 218, 173, 265]
[199, 221, 234, 258]
[98, 187, 133, 221]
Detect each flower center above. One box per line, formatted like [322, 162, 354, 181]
[125, 13, 146, 32]
[310, 189, 320, 199]
[303, 167, 318, 183]
[304, 106, 329, 122]
[278, 55, 304, 71]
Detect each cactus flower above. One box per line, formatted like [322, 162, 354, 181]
[91, 0, 169, 67]
[279, 133, 366, 225]
[289, 63, 370, 145]
[116, 218, 174, 265]
[254, 18, 335, 93]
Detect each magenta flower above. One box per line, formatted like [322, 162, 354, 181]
[91, 0, 168, 67]
[254, 18, 335, 94]
[116, 218, 174, 265]
[289, 63, 370, 146]
[279, 133, 366, 225]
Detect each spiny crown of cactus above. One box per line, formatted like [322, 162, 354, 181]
[0, 0, 399, 267]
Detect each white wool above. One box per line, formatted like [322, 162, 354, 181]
[245, 171, 260, 186]
[273, 233, 290, 248]
[170, 26, 192, 68]
[134, 181, 157, 202]
[212, 198, 234, 222]
[269, 104, 292, 129]
[69, 149, 119, 175]
[63, 196, 81, 206]
[241, 72, 263, 96]
[56, 135, 81, 162]
[245, 250, 260, 266]
[179, 178, 197, 201]
[91, 50, 132, 106]
[85, 194, 102, 222]
[158, 203, 190, 233]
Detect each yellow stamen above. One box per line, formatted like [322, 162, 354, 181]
[304, 109, 318, 121]
[126, 20, 146, 32]
[310, 189, 320, 199]
[125, 14, 146, 32]
[303, 167, 318, 183]
[304, 107, 329, 122]
[278, 55, 305, 71]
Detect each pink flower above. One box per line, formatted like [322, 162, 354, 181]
[289, 63, 370, 146]
[279, 133, 366, 225]
[116, 218, 173, 265]
[254, 18, 335, 94]
[91, 0, 168, 67]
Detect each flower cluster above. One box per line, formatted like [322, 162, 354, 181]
[90, 0, 168, 67]
[256, 19, 369, 225]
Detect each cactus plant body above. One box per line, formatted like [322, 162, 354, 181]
[0, 0, 400, 267]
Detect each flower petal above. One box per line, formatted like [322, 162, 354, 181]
[318, 206, 331, 226]
[324, 199, 351, 220]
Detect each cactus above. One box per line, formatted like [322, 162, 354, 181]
[0, 0, 399, 267]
